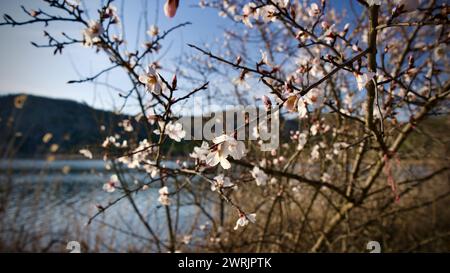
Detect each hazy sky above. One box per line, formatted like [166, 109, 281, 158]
[0, 0, 358, 113]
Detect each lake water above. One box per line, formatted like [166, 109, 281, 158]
[0, 159, 203, 252]
[1, 158, 444, 252]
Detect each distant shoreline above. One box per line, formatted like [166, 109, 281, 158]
[1, 154, 184, 161]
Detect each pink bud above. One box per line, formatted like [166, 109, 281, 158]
[321, 21, 330, 30]
[262, 95, 272, 111]
[408, 55, 414, 68]
[236, 55, 242, 65]
[172, 74, 177, 89]
[164, 0, 179, 18]
[344, 23, 350, 32]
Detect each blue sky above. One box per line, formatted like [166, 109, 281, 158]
[0, 0, 235, 112]
[0, 0, 360, 113]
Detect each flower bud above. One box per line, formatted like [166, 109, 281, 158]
[164, 0, 179, 18]
[172, 74, 177, 89]
[262, 95, 272, 111]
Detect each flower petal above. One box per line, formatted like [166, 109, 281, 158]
[285, 95, 298, 112]
[206, 152, 220, 167]
[220, 157, 231, 169]
[139, 74, 149, 84]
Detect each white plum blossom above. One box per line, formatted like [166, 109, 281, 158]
[206, 134, 246, 170]
[190, 141, 209, 161]
[116, 139, 156, 169]
[234, 213, 256, 230]
[182, 235, 192, 245]
[333, 142, 349, 155]
[270, 177, 278, 185]
[147, 25, 159, 37]
[310, 121, 331, 136]
[310, 123, 319, 136]
[260, 50, 271, 66]
[143, 164, 160, 178]
[139, 66, 162, 94]
[354, 72, 375, 91]
[82, 20, 103, 47]
[120, 140, 128, 148]
[158, 186, 170, 206]
[285, 95, 298, 112]
[103, 174, 120, 193]
[311, 144, 320, 161]
[319, 23, 336, 44]
[211, 174, 234, 192]
[154, 121, 186, 142]
[102, 136, 118, 148]
[305, 88, 320, 105]
[321, 172, 332, 183]
[289, 88, 321, 117]
[259, 5, 278, 23]
[325, 152, 333, 161]
[250, 166, 268, 186]
[164, 121, 186, 142]
[104, 4, 120, 23]
[241, 2, 258, 28]
[297, 133, 307, 151]
[307, 3, 321, 17]
[79, 149, 93, 159]
[297, 98, 308, 119]
[233, 76, 251, 89]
